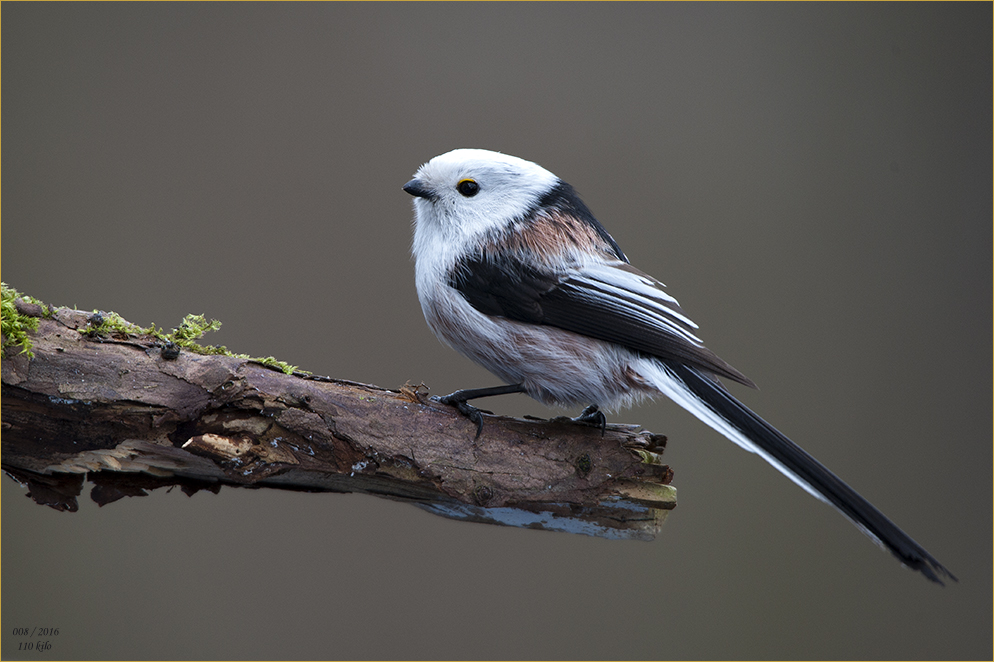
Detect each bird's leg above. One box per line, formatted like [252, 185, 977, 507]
[433, 384, 527, 439]
[572, 404, 607, 436]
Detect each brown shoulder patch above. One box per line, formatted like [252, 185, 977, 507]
[483, 211, 619, 266]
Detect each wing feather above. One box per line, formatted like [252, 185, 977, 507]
[451, 253, 756, 387]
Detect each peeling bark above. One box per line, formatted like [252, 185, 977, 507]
[2, 302, 676, 540]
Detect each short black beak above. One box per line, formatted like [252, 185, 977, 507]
[403, 179, 434, 199]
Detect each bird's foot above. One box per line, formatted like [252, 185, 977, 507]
[572, 404, 607, 436]
[432, 393, 489, 439]
[430, 384, 526, 440]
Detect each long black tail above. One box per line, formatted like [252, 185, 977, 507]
[663, 362, 956, 585]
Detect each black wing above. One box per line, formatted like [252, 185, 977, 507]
[451, 253, 755, 387]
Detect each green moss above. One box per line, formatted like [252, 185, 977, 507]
[2, 283, 42, 358]
[1, 283, 307, 375]
[630, 448, 667, 466]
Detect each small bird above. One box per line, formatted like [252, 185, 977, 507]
[403, 148, 955, 585]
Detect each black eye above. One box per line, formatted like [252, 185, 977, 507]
[456, 179, 480, 197]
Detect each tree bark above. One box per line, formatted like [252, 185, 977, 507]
[2, 300, 675, 540]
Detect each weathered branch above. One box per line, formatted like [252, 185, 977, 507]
[1, 299, 675, 540]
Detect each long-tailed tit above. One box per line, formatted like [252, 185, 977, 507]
[403, 148, 954, 585]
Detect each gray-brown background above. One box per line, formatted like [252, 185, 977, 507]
[2, 3, 990, 660]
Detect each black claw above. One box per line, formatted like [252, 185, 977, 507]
[433, 394, 487, 439]
[455, 400, 485, 439]
[431, 384, 526, 440]
[573, 405, 607, 436]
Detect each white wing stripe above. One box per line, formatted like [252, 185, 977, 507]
[580, 264, 682, 306]
[570, 277, 705, 344]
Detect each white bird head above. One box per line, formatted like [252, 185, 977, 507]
[403, 148, 559, 245]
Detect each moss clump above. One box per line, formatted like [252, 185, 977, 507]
[1, 283, 306, 375]
[1, 283, 44, 358]
[90, 312, 306, 375]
